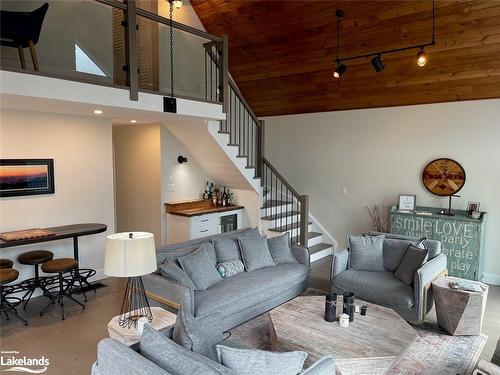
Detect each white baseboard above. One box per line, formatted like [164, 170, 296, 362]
[482, 273, 500, 286]
[89, 268, 106, 282]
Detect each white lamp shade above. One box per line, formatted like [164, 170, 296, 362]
[104, 232, 157, 277]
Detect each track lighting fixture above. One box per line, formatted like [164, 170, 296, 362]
[371, 55, 384, 72]
[416, 48, 428, 67]
[170, 0, 182, 9]
[333, 0, 435, 78]
[333, 64, 346, 79]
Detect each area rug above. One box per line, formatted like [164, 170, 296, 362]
[228, 290, 487, 375]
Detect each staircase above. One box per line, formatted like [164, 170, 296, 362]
[205, 46, 334, 263]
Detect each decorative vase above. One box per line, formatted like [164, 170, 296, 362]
[324, 293, 337, 322]
[343, 292, 355, 322]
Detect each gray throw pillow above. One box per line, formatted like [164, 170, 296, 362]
[159, 260, 197, 290]
[141, 325, 234, 375]
[216, 345, 307, 375]
[394, 244, 429, 286]
[216, 259, 245, 278]
[348, 235, 385, 272]
[178, 242, 222, 290]
[268, 234, 298, 264]
[382, 237, 425, 272]
[238, 236, 275, 272]
[213, 238, 241, 263]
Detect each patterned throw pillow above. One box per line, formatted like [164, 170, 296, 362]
[216, 259, 244, 278]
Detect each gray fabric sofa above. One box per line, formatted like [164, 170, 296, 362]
[331, 232, 447, 324]
[143, 228, 311, 333]
[92, 326, 336, 375]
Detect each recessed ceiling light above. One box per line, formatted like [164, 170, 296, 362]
[130, 120, 137, 123]
[93, 109, 103, 115]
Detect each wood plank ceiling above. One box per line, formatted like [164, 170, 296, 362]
[191, 0, 500, 116]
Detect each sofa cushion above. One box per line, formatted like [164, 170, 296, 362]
[140, 325, 235, 375]
[238, 236, 275, 272]
[217, 259, 245, 278]
[213, 238, 242, 263]
[194, 263, 309, 317]
[394, 244, 429, 286]
[348, 235, 385, 272]
[268, 234, 298, 265]
[368, 231, 441, 260]
[160, 260, 197, 290]
[383, 237, 425, 272]
[216, 345, 307, 375]
[178, 243, 222, 291]
[334, 269, 414, 308]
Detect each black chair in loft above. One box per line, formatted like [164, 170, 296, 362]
[0, 3, 49, 72]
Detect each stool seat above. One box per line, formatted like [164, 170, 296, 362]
[0, 268, 19, 285]
[42, 258, 78, 274]
[18, 250, 54, 265]
[0, 259, 13, 269]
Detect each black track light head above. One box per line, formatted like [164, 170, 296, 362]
[333, 63, 347, 79]
[371, 55, 384, 72]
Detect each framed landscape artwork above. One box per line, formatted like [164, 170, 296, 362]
[0, 159, 55, 197]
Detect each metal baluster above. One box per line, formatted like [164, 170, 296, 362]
[204, 50, 207, 100]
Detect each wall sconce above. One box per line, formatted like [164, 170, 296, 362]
[177, 155, 188, 164]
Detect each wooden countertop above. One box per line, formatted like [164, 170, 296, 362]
[165, 199, 243, 217]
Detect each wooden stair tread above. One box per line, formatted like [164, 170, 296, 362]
[309, 243, 333, 254]
[261, 210, 300, 221]
[269, 221, 312, 232]
[261, 199, 293, 208]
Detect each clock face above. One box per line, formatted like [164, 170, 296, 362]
[422, 158, 466, 196]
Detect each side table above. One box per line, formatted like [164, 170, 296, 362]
[432, 276, 488, 336]
[107, 307, 177, 345]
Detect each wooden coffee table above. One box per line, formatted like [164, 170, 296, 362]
[269, 296, 417, 375]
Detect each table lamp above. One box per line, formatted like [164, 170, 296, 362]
[104, 232, 157, 329]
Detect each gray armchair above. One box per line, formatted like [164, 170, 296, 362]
[331, 232, 447, 324]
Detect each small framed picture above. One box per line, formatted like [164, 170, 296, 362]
[398, 194, 416, 211]
[0, 159, 55, 198]
[467, 201, 480, 215]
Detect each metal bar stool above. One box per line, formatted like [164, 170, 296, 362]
[40, 258, 85, 320]
[0, 268, 28, 326]
[18, 250, 54, 310]
[0, 259, 13, 269]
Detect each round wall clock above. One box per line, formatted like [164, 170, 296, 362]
[422, 158, 466, 196]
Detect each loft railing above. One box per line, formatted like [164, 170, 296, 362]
[204, 48, 309, 247]
[0, 0, 228, 108]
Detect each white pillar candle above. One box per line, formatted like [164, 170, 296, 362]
[339, 313, 349, 328]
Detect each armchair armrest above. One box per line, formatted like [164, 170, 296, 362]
[291, 244, 310, 267]
[331, 249, 349, 282]
[142, 272, 194, 316]
[475, 360, 500, 375]
[413, 253, 448, 322]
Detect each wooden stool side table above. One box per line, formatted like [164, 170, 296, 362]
[107, 307, 177, 346]
[432, 276, 488, 336]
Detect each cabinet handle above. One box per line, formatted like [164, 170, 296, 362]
[200, 229, 208, 232]
[201, 219, 209, 222]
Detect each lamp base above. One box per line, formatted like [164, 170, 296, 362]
[118, 276, 153, 329]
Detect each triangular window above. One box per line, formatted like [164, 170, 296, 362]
[74, 43, 107, 77]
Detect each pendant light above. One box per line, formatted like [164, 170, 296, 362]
[416, 48, 428, 67]
[333, 10, 345, 79]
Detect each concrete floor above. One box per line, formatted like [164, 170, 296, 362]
[0, 259, 498, 375]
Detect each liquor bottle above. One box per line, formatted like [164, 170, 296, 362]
[217, 186, 223, 206]
[203, 181, 209, 199]
[208, 182, 214, 199]
[222, 188, 227, 206]
[212, 186, 218, 206]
